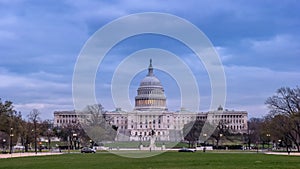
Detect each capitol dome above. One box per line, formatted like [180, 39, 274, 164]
[140, 76, 161, 87]
[134, 59, 167, 111]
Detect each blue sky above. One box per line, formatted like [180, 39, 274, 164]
[0, 0, 299, 119]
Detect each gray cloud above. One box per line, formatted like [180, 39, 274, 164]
[0, 0, 299, 119]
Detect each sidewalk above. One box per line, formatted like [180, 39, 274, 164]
[0, 152, 63, 159]
[265, 152, 300, 156]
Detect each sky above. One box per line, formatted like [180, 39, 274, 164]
[0, 0, 299, 120]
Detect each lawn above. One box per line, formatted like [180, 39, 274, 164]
[103, 141, 187, 148]
[0, 152, 299, 169]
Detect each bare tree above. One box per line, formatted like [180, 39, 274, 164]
[265, 87, 300, 151]
[40, 119, 54, 150]
[183, 120, 203, 148]
[210, 121, 231, 147]
[80, 104, 116, 145]
[19, 120, 34, 152]
[84, 104, 106, 126]
[246, 118, 265, 149]
[28, 109, 40, 154]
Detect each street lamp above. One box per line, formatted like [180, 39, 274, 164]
[47, 129, 51, 151]
[31, 128, 37, 154]
[139, 135, 142, 146]
[9, 128, 14, 154]
[266, 134, 271, 151]
[72, 133, 77, 150]
[148, 120, 152, 141]
[278, 139, 281, 150]
[219, 134, 223, 147]
[89, 139, 93, 148]
[203, 133, 207, 152]
[2, 139, 6, 152]
[256, 141, 259, 153]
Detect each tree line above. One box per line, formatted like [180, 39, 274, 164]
[0, 101, 58, 152]
[1, 86, 299, 152]
[249, 86, 300, 152]
[0, 101, 112, 153]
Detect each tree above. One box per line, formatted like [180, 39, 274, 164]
[0, 99, 15, 134]
[183, 120, 206, 148]
[265, 87, 300, 152]
[246, 118, 265, 149]
[0, 99, 23, 152]
[19, 120, 34, 152]
[28, 109, 41, 154]
[84, 104, 106, 126]
[40, 119, 54, 150]
[79, 104, 117, 145]
[0, 99, 14, 114]
[264, 114, 293, 151]
[210, 122, 231, 147]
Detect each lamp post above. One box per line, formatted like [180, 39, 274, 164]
[219, 133, 223, 147]
[9, 128, 14, 154]
[149, 120, 156, 152]
[89, 139, 93, 148]
[247, 121, 251, 150]
[203, 133, 207, 152]
[47, 129, 51, 151]
[33, 128, 37, 154]
[72, 133, 77, 150]
[139, 134, 142, 149]
[266, 134, 271, 151]
[256, 141, 259, 153]
[278, 139, 281, 150]
[149, 120, 152, 141]
[2, 139, 6, 152]
[67, 136, 70, 154]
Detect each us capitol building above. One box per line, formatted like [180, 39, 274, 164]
[54, 60, 248, 141]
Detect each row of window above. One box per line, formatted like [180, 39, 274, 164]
[137, 89, 163, 95]
[213, 115, 244, 119]
[115, 116, 126, 119]
[57, 115, 87, 118]
[215, 119, 245, 124]
[58, 115, 77, 118]
[56, 119, 77, 124]
[137, 124, 162, 129]
[113, 120, 127, 124]
[221, 125, 245, 130]
[119, 126, 127, 129]
[132, 131, 166, 136]
[139, 115, 163, 118]
[137, 120, 161, 124]
[135, 99, 165, 106]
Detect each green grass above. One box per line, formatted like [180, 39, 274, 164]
[0, 152, 299, 169]
[104, 141, 187, 148]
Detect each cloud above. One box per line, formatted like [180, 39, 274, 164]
[250, 34, 300, 60]
[215, 46, 233, 62]
[0, 0, 299, 120]
[219, 34, 300, 72]
[15, 102, 74, 119]
[0, 69, 69, 89]
[224, 65, 300, 117]
[0, 68, 73, 118]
